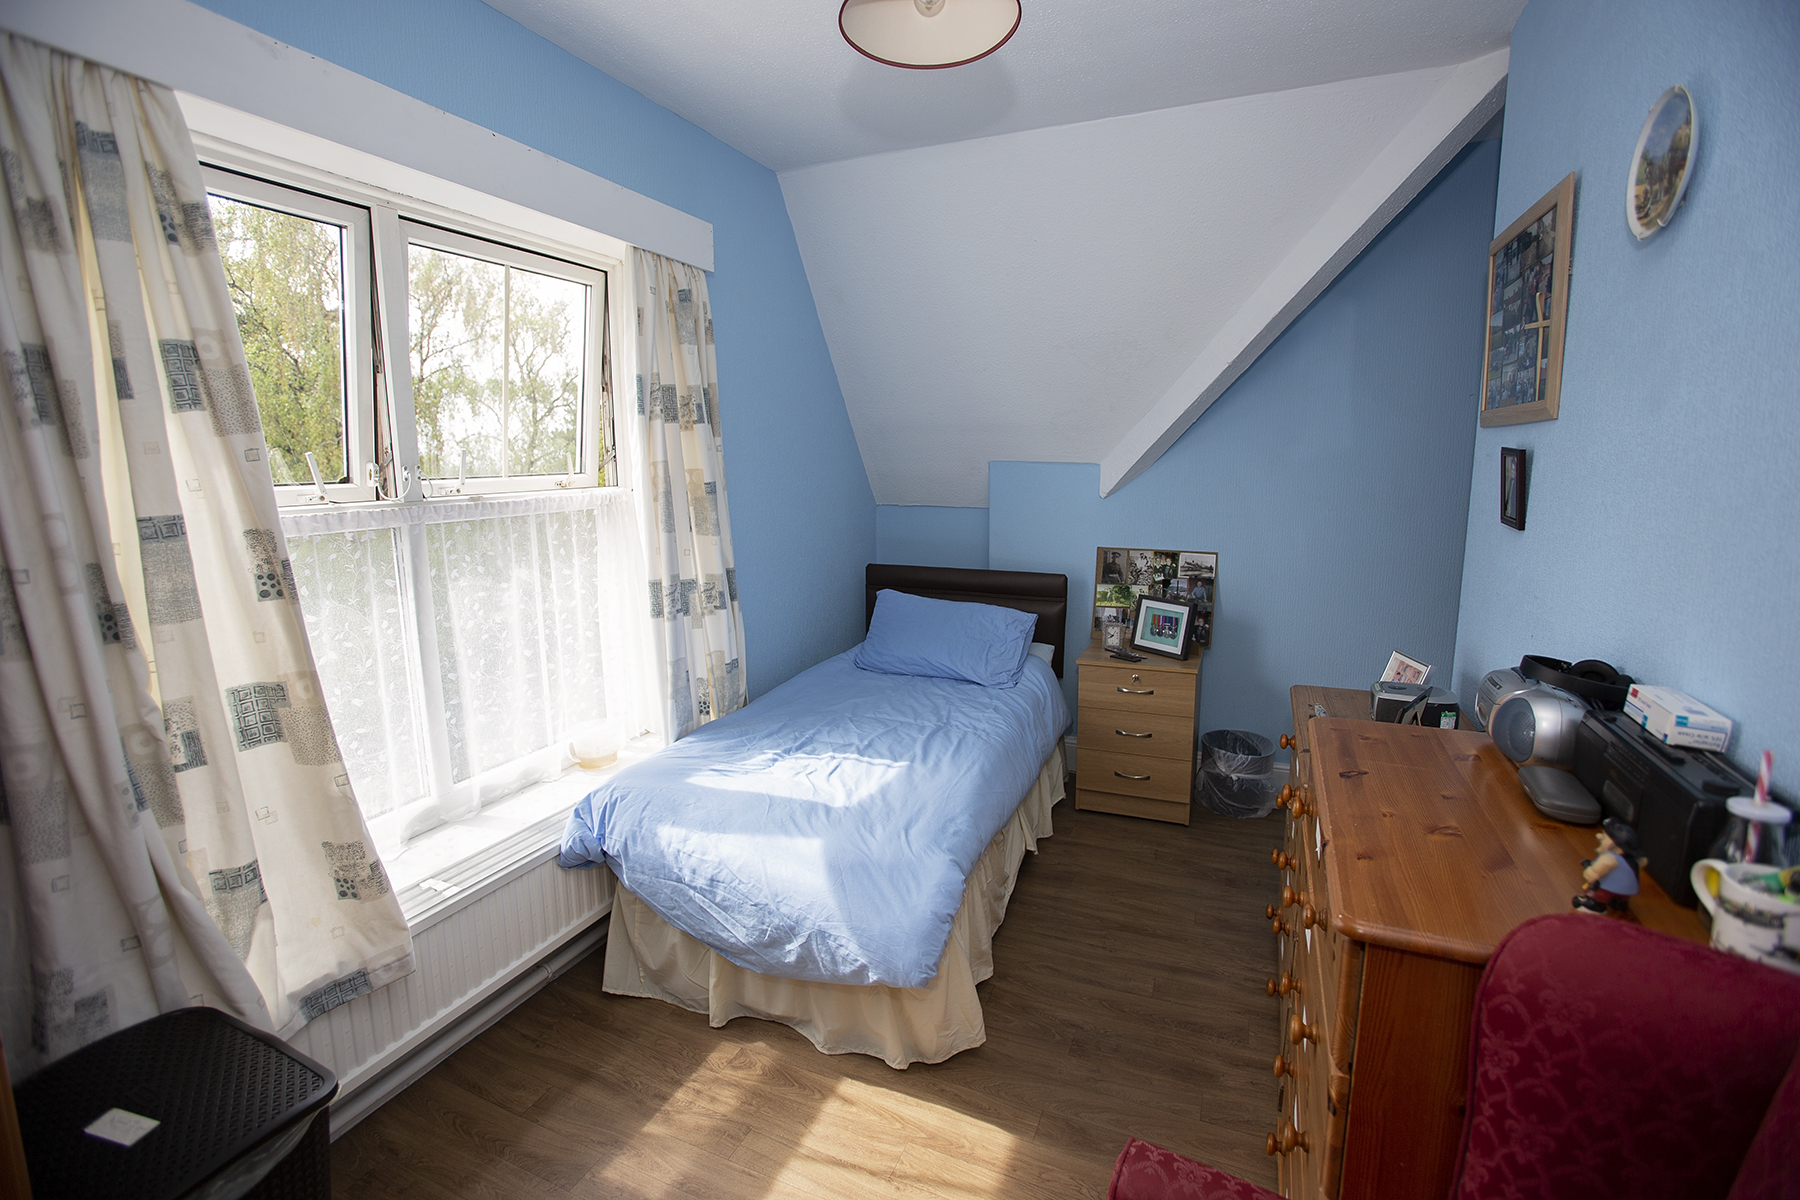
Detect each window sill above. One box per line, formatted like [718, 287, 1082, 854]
[377, 735, 657, 930]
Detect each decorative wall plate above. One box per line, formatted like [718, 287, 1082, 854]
[1628, 85, 1697, 240]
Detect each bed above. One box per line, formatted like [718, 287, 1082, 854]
[558, 564, 1070, 1067]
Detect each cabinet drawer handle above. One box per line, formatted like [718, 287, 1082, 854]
[1114, 770, 1152, 780]
[1114, 729, 1153, 738]
[1116, 685, 1155, 694]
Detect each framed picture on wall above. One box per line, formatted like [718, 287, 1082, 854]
[1480, 173, 1575, 427]
[1501, 446, 1529, 530]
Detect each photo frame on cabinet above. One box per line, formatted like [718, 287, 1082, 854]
[1093, 546, 1216, 650]
[1133, 597, 1193, 660]
[1481, 173, 1575, 427]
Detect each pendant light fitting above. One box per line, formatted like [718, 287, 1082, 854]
[839, 0, 1022, 70]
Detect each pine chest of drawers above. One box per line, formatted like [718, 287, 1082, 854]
[1269, 688, 1707, 1200]
[1074, 639, 1202, 824]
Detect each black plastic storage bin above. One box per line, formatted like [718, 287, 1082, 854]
[13, 1006, 337, 1200]
[1197, 729, 1277, 817]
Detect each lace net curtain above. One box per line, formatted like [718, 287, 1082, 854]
[278, 489, 653, 842]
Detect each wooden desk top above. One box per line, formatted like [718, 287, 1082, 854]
[1312, 718, 1707, 964]
[1076, 638, 1202, 676]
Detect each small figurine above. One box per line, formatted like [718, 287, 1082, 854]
[1573, 818, 1642, 915]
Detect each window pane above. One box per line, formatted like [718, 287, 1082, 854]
[287, 528, 428, 817]
[409, 244, 586, 481]
[505, 268, 585, 476]
[426, 511, 609, 783]
[209, 195, 348, 485]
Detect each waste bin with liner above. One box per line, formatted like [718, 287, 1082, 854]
[13, 1006, 337, 1200]
[1196, 729, 1277, 818]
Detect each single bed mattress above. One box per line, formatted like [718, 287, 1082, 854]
[558, 647, 1069, 988]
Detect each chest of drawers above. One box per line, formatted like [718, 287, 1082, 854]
[1270, 688, 1707, 1200]
[1074, 639, 1202, 824]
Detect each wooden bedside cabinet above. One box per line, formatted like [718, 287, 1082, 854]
[1074, 639, 1202, 824]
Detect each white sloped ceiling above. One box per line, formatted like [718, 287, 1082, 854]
[780, 55, 1507, 506]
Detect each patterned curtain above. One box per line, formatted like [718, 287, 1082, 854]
[631, 250, 746, 739]
[0, 35, 412, 1080]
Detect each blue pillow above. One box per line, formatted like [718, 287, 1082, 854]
[855, 589, 1039, 687]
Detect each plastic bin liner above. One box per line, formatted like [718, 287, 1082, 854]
[1197, 729, 1277, 818]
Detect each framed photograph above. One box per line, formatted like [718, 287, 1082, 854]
[1480, 173, 1575, 427]
[1133, 596, 1192, 660]
[1095, 583, 1138, 610]
[1501, 446, 1529, 530]
[1380, 650, 1431, 686]
[1628, 85, 1697, 241]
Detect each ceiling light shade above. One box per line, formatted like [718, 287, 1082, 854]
[840, 0, 1022, 69]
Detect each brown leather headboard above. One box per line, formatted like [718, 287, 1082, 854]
[865, 563, 1069, 678]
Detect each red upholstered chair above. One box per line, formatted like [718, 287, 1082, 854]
[1110, 913, 1800, 1200]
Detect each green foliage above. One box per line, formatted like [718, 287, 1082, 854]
[410, 247, 590, 481]
[212, 197, 346, 485]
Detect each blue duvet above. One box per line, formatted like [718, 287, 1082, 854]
[558, 648, 1069, 987]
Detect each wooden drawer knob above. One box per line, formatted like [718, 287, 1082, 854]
[1266, 1120, 1311, 1156]
[1273, 1054, 1293, 1079]
[1302, 905, 1317, 930]
[1289, 1014, 1318, 1046]
[1266, 977, 1280, 997]
[1271, 850, 1293, 870]
[1271, 916, 1290, 936]
[1276, 784, 1292, 809]
[1279, 733, 1296, 750]
[1265, 903, 1278, 920]
[1277, 972, 1300, 996]
[1281, 885, 1298, 908]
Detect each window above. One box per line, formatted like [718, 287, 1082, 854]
[201, 160, 648, 887]
[204, 167, 613, 500]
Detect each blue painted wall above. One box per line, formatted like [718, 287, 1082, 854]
[875, 505, 990, 569]
[1453, 0, 1800, 794]
[988, 141, 1502, 741]
[192, 0, 876, 698]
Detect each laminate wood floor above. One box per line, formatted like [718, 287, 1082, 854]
[332, 792, 1285, 1199]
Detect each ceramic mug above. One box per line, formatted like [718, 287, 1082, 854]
[1690, 858, 1800, 976]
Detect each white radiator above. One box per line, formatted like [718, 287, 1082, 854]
[285, 840, 612, 1135]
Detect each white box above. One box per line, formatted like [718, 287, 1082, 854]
[1624, 685, 1733, 752]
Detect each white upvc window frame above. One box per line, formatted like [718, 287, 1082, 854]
[187, 110, 635, 513]
[182, 104, 652, 906]
[399, 219, 610, 496]
[200, 164, 378, 503]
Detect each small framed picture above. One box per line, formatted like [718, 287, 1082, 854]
[1133, 596, 1192, 660]
[1501, 446, 1528, 530]
[1381, 650, 1431, 686]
